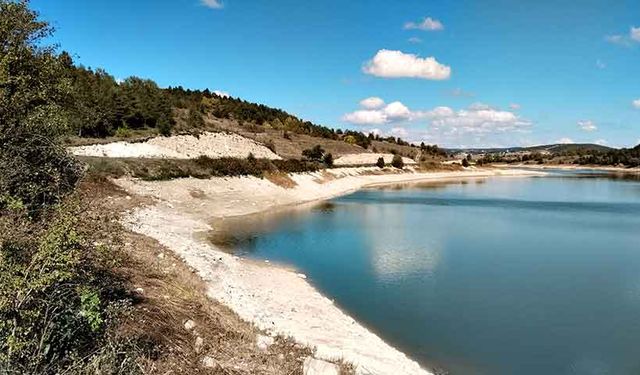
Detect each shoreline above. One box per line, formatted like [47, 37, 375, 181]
[116, 167, 545, 375]
[492, 163, 640, 173]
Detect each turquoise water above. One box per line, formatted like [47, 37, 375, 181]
[217, 173, 640, 374]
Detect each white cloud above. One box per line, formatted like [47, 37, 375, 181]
[577, 120, 597, 132]
[343, 100, 413, 125]
[509, 103, 521, 110]
[384, 101, 412, 120]
[556, 138, 574, 144]
[201, 0, 223, 8]
[342, 110, 388, 125]
[632, 26, 640, 42]
[363, 49, 451, 80]
[343, 99, 531, 147]
[390, 127, 409, 138]
[596, 59, 606, 69]
[408, 37, 422, 44]
[606, 26, 640, 46]
[594, 139, 608, 146]
[632, 98, 640, 109]
[359, 97, 385, 109]
[213, 90, 230, 98]
[404, 17, 444, 31]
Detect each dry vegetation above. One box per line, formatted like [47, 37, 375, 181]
[78, 179, 355, 374]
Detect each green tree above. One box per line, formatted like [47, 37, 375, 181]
[391, 154, 404, 169]
[0, 0, 82, 215]
[302, 145, 324, 162]
[376, 157, 385, 168]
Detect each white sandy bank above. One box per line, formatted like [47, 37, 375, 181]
[70, 132, 281, 160]
[334, 153, 416, 166]
[116, 167, 544, 375]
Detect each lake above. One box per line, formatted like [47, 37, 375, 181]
[213, 171, 640, 374]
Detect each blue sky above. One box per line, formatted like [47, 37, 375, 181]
[33, 0, 640, 148]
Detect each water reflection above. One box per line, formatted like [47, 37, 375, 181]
[210, 172, 640, 375]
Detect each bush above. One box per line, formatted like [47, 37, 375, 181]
[322, 153, 334, 167]
[0, 134, 83, 217]
[302, 145, 324, 162]
[462, 158, 470, 167]
[114, 125, 132, 138]
[376, 157, 385, 168]
[391, 154, 404, 169]
[0, 206, 129, 373]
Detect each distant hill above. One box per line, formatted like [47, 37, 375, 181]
[447, 143, 615, 155]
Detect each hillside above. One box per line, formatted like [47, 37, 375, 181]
[448, 143, 614, 155]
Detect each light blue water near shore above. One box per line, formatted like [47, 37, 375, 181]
[219, 173, 640, 374]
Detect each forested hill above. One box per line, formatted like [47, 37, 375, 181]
[64, 62, 425, 151]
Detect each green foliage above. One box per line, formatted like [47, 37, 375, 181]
[391, 154, 404, 169]
[376, 157, 385, 169]
[0, 208, 120, 373]
[0, 0, 82, 216]
[302, 145, 325, 162]
[461, 158, 470, 167]
[114, 125, 132, 138]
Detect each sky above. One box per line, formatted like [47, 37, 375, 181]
[32, 0, 640, 148]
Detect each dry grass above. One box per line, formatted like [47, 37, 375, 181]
[264, 171, 297, 189]
[79, 179, 354, 374]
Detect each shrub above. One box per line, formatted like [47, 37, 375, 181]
[322, 153, 334, 167]
[391, 154, 404, 169]
[376, 157, 385, 168]
[114, 125, 132, 138]
[462, 158, 470, 167]
[0, 206, 129, 373]
[302, 145, 324, 162]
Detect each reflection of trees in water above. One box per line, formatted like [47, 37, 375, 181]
[313, 202, 336, 213]
[208, 231, 258, 252]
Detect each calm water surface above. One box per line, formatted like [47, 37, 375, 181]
[215, 173, 640, 374]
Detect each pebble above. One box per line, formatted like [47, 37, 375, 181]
[195, 337, 204, 353]
[184, 319, 196, 331]
[256, 334, 274, 351]
[201, 356, 217, 368]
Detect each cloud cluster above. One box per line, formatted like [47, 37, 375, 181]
[343, 98, 531, 147]
[606, 26, 640, 46]
[577, 120, 597, 132]
[363, 50, 451, 80]
[342, 98, 412, 125]
[633, 98, 640, 109]
[404, 17, 444, 31]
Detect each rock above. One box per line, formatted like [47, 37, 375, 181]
[195, 337, 204, 353]
[184, 319, 196, 331]
[157, 253, 165, 260]
[296, 273, 307, 279]
[303, 358, 339, 375]
[201, 356, 217, 368]
[256, 334, 274, 351]
[134, 287, 144, 295]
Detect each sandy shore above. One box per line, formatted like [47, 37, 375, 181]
[116, 167, 544, 375]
